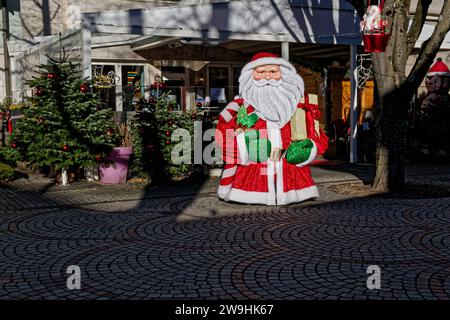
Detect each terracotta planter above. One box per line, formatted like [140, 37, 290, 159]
[99, 147, 133, 184]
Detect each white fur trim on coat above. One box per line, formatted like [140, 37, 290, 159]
[222, 177, 319, 205]
[236, 131, 249, 165]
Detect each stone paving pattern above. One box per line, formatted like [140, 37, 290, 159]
[0, 164, 449, 299]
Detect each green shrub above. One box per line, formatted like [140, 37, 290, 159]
[0, 161, 15, 181]
[129, 92, 195, 182]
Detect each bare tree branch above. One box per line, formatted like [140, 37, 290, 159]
[406, 0, 432, 55]
[407, 0, 450, 93]
[392, 0, 410, 78]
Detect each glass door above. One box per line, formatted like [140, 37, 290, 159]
[207, 65, 231, 112]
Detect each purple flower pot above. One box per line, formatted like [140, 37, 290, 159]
[99, 147, 133, 184]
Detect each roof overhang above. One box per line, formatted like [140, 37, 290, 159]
[82, 0, 362, 45]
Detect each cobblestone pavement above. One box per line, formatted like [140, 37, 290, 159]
[0, 172, 450, 300]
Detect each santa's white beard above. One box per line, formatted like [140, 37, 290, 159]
[239, 67, 304, 129]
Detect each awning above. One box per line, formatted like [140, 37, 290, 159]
[82, 0, 362, 45]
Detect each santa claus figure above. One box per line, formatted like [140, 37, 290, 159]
[215, 52, 329, 205]
[421, 57, 450, 118]
[360, 5, 382, 33]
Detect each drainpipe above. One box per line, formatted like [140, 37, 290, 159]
[2, 0, 11, 98]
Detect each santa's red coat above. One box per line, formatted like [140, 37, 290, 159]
[215, 97, 329, 205]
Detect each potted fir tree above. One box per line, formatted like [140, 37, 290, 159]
[99, 123, 133, 184]
[0, 51, 119, 186]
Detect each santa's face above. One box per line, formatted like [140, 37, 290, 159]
[253, 64, 282, 81]
[239, 62, 304, 128]
[425, 75, 442, 93]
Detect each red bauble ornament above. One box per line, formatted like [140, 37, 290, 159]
[35, 87, 44, 97]
[165, 140, 171, 145]
[47, 73, 57, 79]
[62, 145, 70, 152]
[196, 102, 203, 108]
[106, 128, 114, 136]
[10, 142, 17, 149]
[95, 154, 103, 161]
[165, 131, 171, 137]
[79, 84, 89, 93]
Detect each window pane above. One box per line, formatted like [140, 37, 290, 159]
[122, 65, 144, 112]
[92, 65, 117, 111]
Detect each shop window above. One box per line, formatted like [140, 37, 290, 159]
[161, 66, 185, 111]
[233, 66, 242, 98]
[122, 65, 145, 112]
[92, 64, 117, 111]
[209, 66, 229, 110]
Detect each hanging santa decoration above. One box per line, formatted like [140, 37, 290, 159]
[360, 0, 391, 53]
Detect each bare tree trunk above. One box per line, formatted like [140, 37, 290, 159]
[370, 0, 411, 192]
[345, 0, 450, 193]
[372, 69, 409, 192]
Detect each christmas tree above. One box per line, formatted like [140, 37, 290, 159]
[130, 91, 196, 182]
[0, 49, 120, 178]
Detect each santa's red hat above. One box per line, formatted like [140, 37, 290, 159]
[427, 58, 450, 77]
[242, 52, 297, 73]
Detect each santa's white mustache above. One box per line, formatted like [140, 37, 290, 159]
[254, 79, 283, 87]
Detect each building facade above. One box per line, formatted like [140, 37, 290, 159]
[1, 0, 450, 161]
